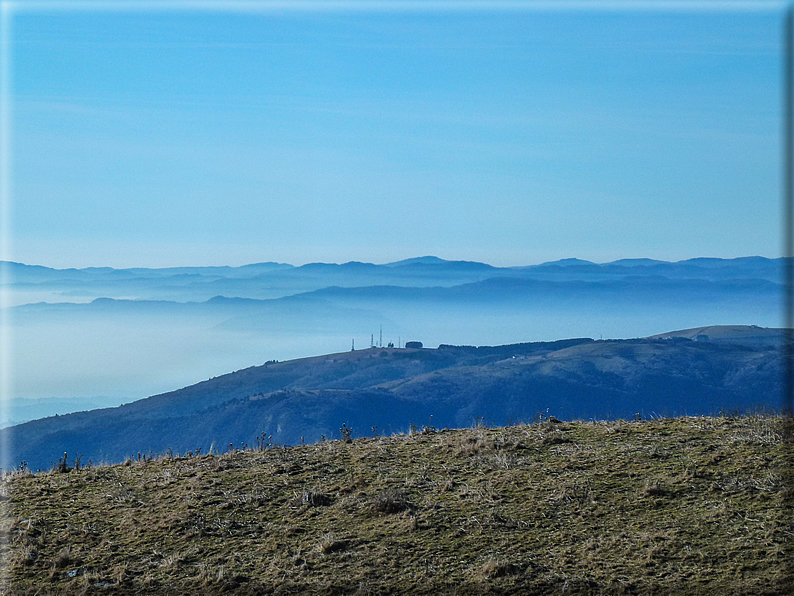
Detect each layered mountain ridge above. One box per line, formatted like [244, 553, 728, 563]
[2, 325, 785, 472]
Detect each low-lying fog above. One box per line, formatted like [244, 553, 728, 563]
[2, 257, 783, 426]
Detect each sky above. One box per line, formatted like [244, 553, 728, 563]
[4, 1, 786, 268]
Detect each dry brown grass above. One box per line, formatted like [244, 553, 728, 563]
[1, 415, 792, 594]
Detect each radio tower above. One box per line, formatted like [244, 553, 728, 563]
[379, 325, 383, 348]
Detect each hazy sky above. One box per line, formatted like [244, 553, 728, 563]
[6, 1, 785, 268]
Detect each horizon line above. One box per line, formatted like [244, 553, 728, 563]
[0, 254, 781, 271]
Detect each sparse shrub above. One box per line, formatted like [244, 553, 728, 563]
[719, 407, 742, 418]
[318, 533, 347, 554]
[341, 423, 353, 443]
[20, 545, 38, 566]
[642, 478, 666, 497]
[54, 452, 72, 473]
[533, 408, 553, 424]
[480, 452, 517, 470]
[231, 491, 269, 506]
[301, 490, 332, 507]
[52, 546, 73, 569]
[114, 487, 136, 504]
[480, 559, 521, 579]
[422, 415, 436, 434]
[6, 460, 30, 478]
[457, 431, 494, 456]
[374, 488, 408, 513]
[542, 431, 570, 445]
[255, 432, 273, 450]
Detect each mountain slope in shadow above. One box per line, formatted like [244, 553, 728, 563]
[3, 326, 784, 472]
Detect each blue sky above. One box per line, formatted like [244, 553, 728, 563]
[6, 2, 784, 267]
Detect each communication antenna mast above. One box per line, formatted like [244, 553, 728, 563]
[379, 325, 383, 348]
[352, 339, 355, 351]
[371, 334, 374, 348]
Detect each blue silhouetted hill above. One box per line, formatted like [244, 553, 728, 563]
[2, 327, 785, 472]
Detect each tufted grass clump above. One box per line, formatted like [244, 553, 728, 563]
[374, 487, 409, 514]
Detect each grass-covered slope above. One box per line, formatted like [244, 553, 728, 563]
[2, 415, 791, 595]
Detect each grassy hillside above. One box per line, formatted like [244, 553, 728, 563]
[4, 335, 784, 472]
[2, 415, 791, 595]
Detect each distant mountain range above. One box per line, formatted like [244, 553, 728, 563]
[1, 255, 784, 304]
[3, 255, 785, 411]
[2, 325, 786, 472]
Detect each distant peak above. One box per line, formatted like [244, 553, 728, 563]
[384, 256, 494, 270]
[677, 256, 774, 267]
[205, 295, 262, 304]
[384, 256, 449, 267]
[609, 258, 666, 267]
[538, 258, 596, 267]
